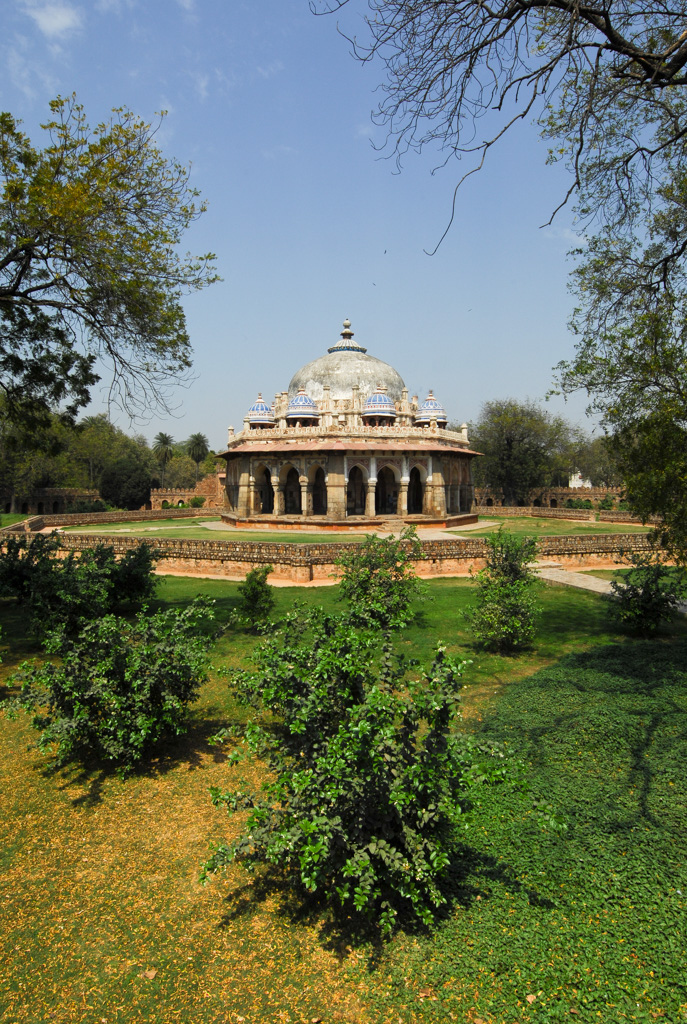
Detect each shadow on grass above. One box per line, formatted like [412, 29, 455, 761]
[38, 708, 245, 809]
[212, 838, 556, 967]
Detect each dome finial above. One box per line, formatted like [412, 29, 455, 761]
[328, 317, 367, 354]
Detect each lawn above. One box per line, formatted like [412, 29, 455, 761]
[454, 515, 651, 538]
[61, 518, 363, 543]
[0, 513, 30, 529]
[1, 576, 685, 1023]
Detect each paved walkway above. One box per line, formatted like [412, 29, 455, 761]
[535, 565, 613, 595]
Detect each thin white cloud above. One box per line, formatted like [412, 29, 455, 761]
[4, 33, 57, 99]
[20, 1, 83, 39]
[256, 60, 284, 80]
[176, 0, 194, 10]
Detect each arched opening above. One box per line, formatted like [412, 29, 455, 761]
[375, 466, 398, 515]
[408, 467, 423, 514]
[4, 503, 10, 514]
[21, 502, 29, 514]
[533, 498, 541, 508]
[550, 498, 558, 508]
[347, 466, 366, 515]
[486, 497, 494, 507]
[254, 466, 274, 514]
[37, 502, 44, 514]
[284, 467, 301, 514]
[312, 467, 327, 515]
[178, 500, 185, 507]
[52, 501, 59, 513]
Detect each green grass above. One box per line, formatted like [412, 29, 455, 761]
[1, 577, 685, 1023]
[454, 514, 651, 537]
[62, 517, 363, 543]
[0, 513, 30, 528]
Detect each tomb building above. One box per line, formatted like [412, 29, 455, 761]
[218, 320, 479, 525]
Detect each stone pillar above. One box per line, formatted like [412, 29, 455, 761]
[237, 463, 252, 517]
[300, 480, 309, 517]
[365, 479, 377, 518]
[429, 457, 447, 516]
[276, 486, 285, 516]
[399, 479, 409, 516]
[325, 454, 347, 519]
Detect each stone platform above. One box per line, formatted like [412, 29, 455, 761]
[219, 512, 479, 532]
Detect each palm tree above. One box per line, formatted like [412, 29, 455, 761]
[186, 432, 210, 480]
[152, 432, 174, 487]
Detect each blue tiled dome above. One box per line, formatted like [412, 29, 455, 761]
[415, 391, 447, 425]
[286, 387, 319, 420]
[247, 393, 275, 425]
[363, 385, 396, 419]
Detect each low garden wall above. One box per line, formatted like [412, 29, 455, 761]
[1, 508, 214, 535]
[48, 531, 654, 582]
[477, 506, 595, 521]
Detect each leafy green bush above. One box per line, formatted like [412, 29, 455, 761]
[189, 496, 206, 508]
[64, 499, 111, 514]
[335, 527, 424, 629]
[0, 534, 60, 603]
[14, 598, 213, 774]
[202, 608, 499, 935]
[607, 549, 687, 634]
[469, 529, 540, 652]
[598, 494, 615, 510]
[237, 564, 274, 628]
[565, 496, 594, 509]
[0, 536, 158, 635]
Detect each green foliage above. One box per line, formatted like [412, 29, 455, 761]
[202, 608, 496, 935]
[188, 496, 206, 508]
[607, 549, 687, 635]
[0, 96, 218, 419]
[470, 399, 573, 504]
[0, 535, 158, 635]
[598, 493, 615, 510]
[99, 459, 152, 510]
[565, 496, 593, 509]
[237, 565, 275, 628]
[0, 533, 60, 603]
[335, 527, 424, 629]
[14, 599, 213, 774]
[64, 499, 111, 514]
[470, 529, 540, 652]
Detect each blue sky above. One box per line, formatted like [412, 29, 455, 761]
[1, 0, 593, 451]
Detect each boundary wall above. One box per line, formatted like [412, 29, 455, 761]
[44, 531, 653, 582]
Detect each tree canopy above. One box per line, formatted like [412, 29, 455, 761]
[0, 95, 218, 422]
[471, 399, 573, 504]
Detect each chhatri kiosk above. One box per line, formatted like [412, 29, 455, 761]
[219, 320, 479, 527]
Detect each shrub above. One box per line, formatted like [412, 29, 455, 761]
[113, 542, 159, 606]
[64, 499, 111, 514]
[189, 496, 206, 508]
[237, 565, 274, 628]
[598, 494, 615, 510]
[335, 527, 424, 629]
[0, 537, 158, 635]
[607, 549, 687, 634]
[0, 534, 60, 603]
[14, 598, 213, 774]
[469, 529, 540, 652]
[202, 609, 500, 936]
[565, 496, 594, 509]
[161, 500, 170, 509]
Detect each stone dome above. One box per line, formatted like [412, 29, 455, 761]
[415, 391, 447, 425]
[288, 320, 406, 403]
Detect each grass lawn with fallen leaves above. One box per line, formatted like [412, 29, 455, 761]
[1, 576, 685, 1024]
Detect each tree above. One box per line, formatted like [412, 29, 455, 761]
[100, 458, 152, 510]
[164, 454, 197, 490]
[0, 96, 218, 420]
[335, 527, 424, 629]
[152, 432, 175, 487]
[471, 400, 573, 505]
[469, 530, 541, 652]
[317, 2, 687, 241]
[186, 432, 210, 480]
[202, 608, 484, 935]
[14, 598, 213, 775]
[573, 435, 623, 489]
